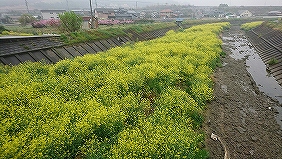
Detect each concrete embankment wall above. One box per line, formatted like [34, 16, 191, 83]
[0, 27, 174, 65]
[246, 25, 282, 86]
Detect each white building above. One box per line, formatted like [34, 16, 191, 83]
[239, 10, 253, 17]
[41, 10, 66, 20]
[268, 11, 282, 16]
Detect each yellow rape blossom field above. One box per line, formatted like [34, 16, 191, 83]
[0, 22, 230, 158]
[240, 21, 264, 31]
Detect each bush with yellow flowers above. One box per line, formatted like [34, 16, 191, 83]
[0, 22, 230, 158]
[241, 21, 264, 31]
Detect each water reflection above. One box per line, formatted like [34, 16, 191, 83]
[223, 31, 282, 129]
[225, 32, 282, 104]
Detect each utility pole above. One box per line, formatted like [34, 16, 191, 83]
[136, 1, 138, 9]
[25, 0, 30, 13]
[89, 0, 94, 29]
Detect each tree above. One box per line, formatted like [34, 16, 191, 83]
[0, 25, 8, 33]
[59, 11, 83, 33]
[219, 4, 229, 7]
[19, 14, 35, 26]
[3, 15, 12, 24]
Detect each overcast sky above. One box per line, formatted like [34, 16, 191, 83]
[186, 0, 282, 6]
[0, 0, 281, 9]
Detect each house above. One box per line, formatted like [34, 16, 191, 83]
[225, 12, 238, 19]
[203, 10, 224, 18]
[95, 8, 115, 19]
[268, 11, 282, 16]
[160, 9, 173, 18]
[107, 9, 138, 20]
[72, 10, 91, 16]
[72, 10, 92, 24]
[8, 15, 21, 23]
[239, 10, 253, 17]
[151, 11, 159, 19]
[41, 10, 66, 20]
[0, 14, 13, 24]
[139, 11, 147, 19]
[127, 10, 138, 19]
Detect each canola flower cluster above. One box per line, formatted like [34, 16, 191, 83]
[240, 21, 264, 31]
[0, 22, 230, 158]
[1, 30, 33, 37]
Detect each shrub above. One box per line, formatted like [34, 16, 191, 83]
[59, 11, 83, 33]
[18, 14, 36, 26]
[268, 58, 279, 65]
[1, 30, 9, 35]
[0, 26, 8, 33]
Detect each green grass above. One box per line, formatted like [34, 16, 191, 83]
[61, 22, 177, 45]
[266, 19, 282, 31]
[4, 25, 60, 35]
[268, 58, 279, 65]
[4, 22, 177, 45]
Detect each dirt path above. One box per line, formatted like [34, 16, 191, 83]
[204, 25, 282, 158]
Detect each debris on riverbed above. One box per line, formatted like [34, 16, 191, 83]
[205, 24, 282, 158]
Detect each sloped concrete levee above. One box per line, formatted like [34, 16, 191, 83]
[0, 35, 64, 65]
[246, 25, 282, 86]
[0, 27, 174, 65]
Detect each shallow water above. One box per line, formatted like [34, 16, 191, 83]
[223, 31, 282, 128]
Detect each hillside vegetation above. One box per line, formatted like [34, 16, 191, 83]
[0, 22, 230, 158]
[266, 19, 282, 31]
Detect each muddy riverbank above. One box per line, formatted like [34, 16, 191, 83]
[204, 25, 282, 158]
